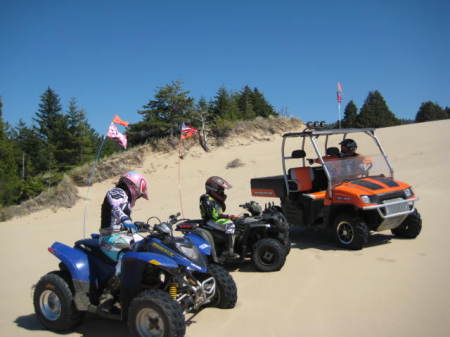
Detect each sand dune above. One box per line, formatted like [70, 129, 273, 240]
[2, 120, 450, 337]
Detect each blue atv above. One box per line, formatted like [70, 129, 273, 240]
[33, 213, 237, 337]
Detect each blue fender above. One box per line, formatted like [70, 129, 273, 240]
[186, 233, 212, 256]
[49, 242, 90, 282]
[122, 251, 179, 269]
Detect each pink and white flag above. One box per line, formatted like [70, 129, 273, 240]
[106, 122, 127, 149]
[336, 81, 343, 103]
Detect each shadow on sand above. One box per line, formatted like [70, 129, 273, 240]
[289, 226, 394, 251]
[16, 310, 202, 336]
[223, 228, 396, 273]
[15, 313, 130, 337]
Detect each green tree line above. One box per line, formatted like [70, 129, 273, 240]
[340, 90, 450, 128]
[1, 83, 448, 208]
[0, 82, 277, 207]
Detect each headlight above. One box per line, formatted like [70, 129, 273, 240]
[176, 243, 199, 260]
[360, 195, 371, 204]
[404, 188, 413, 198]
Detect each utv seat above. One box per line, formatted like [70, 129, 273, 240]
[288, 167, 313, 192]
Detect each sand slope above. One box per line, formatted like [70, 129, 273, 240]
[2, 120, 450, 337]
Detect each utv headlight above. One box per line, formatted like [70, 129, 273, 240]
[360, 195, 371, 204]
[404, 188, 413, 198]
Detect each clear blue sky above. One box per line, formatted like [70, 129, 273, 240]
[1, 0, 449, 132]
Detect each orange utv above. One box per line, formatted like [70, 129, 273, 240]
[250, 125, 421, 250]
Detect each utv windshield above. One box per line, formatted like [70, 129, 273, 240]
[322, 154, 392, 186]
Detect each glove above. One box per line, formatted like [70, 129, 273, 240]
[123, 221, 138, 233]
[134, 221, 148, 231]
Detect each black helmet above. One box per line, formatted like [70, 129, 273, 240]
[205, 176, 232, 202]
[340, 138, 357, 156]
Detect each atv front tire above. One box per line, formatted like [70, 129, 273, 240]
[33, 271, 84, 331]
[207, 264, 237, 309]
[128, 289, 185, 337]
[333, 213, 369, 250]
[252, 238, 287, 272]
[391, 209, 422, 238]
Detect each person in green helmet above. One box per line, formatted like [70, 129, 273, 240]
[200, 176, 240, 259]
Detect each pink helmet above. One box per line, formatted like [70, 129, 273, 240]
[119, 171, 149, 206]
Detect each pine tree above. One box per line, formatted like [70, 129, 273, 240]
[34, 88, 63, 141]
[237, 86, 256, 120]
[137, 81, 195, 138]
[0, 98, 22, 206]
[65, 98, 96, 166]
[341, 100, 358, 128]
[252, 88, 277, 117]
[356, 91, 400, 128]
[211, 87, 240, 121]
[415, 101, 447, 122]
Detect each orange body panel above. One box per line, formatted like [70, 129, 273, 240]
[290, 167, 313, 191]
[329, 178, 411, 208]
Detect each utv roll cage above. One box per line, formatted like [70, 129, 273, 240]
[281, 127, 395, 198]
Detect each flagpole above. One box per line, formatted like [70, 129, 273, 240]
[338, 102, 341, 129]
[177, 125, 185, 218]
[82, 117, 126, 238]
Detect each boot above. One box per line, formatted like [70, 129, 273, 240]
[98, 275, 120, 312]
[221, 234, 240, 260]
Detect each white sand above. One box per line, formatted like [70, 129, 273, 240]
[2, 120, 449, 337]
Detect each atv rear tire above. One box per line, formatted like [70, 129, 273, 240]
[391, 209, 422, 238]
[33, 271, 84, 331]
[252, 238, 287, 272]
[207, 264, 237, 309]
[128, 289, 185, 337]
[333, 213, 369, 250]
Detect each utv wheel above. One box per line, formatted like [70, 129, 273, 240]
[128, 289, 185, 337]
[333, 213, 369, 250]
[207, 264, 237, 309]
[33, 271, 83, 331]
[391, 210, 422, 238]
[252, 238, 287, 272]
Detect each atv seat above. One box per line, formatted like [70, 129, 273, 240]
[176, 219, 204, 232]
[74, 238, 116, 265]
[288, 167, 313, 192]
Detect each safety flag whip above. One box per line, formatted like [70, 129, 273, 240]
[337, 81, 344, 128]
[83, 114, 129, 238]
[180, 122, 198, 139]
[106, 122, 128, 149]
[177, 122, 198, 217]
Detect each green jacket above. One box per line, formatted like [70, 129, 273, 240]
[199, 194, 232, 224]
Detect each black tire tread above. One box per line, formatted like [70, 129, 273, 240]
[334, 213, 369, 250]
[33, 271, 83, 331]
[391, 210, 422, 238]
[207, 264, 237, 309]
[128, 289, 185, 337]
[252, 238, 287, 272]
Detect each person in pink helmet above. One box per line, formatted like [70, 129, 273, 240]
[98, 171, 149, 311]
